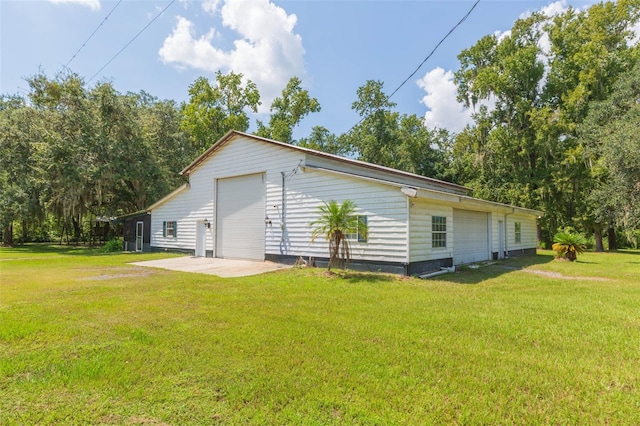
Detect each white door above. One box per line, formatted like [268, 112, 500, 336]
[453, 209, 489, 265]
[135, 221, 143, 252]
[216, 173, 265, 260]
[195, 221, 206, 257]
[498, 220, 505, 259]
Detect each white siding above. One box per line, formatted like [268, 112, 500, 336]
[151, 136, 304, 255]
[507, 213, 538, 251]
[151, 135, 409, 263]
[150, 133, 539, 266]
[273, 168, 408, 263]
[408, 199, 453, 262]
[151, 185, 201, 251]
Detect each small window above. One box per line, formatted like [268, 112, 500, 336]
[432, 216, 447, 248]
[515, 222, 522, 244]
[346, 215, 368, 243]
[163, 221, 177, 238]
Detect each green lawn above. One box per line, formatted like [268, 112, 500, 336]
[1, 246, 639, 424]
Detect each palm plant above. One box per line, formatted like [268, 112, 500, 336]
[310, 200, 368, 271]
[552, 231, 587, 261]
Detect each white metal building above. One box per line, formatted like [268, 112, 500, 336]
[147, 131, 541, 275]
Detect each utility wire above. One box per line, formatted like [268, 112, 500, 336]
[61, 0, 123, 74]
[88, 0, 176, 83]
[345, 0, 481, 134]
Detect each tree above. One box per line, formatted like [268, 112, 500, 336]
[296, 126, 346, 156]
[310, 200, 367, 272]
[256, 77, 321, 143]
[452, 1, 640, 246]
[0, 96, 46, 244]
[342, 80, 453, 181]
[181, 71, 260, 153]
[579, 61, 640, 247]
[3, 72, 190, 244]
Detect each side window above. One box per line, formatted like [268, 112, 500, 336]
[432, 216, 447, 248]
[515, 222, 521, 244]
[346, 215, 368, 243]
[163, 221, 177, 238]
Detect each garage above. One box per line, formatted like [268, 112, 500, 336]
[453, 209, 489, 265]
[216, 173, 265, 260]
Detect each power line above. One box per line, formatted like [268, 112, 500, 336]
[88, 0, 176, 84]
[345, 0, 481, 135]
[62, 0, 123, 73]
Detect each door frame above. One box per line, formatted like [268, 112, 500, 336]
[195, 220, 206, 257]
[135, 221, 144, 252]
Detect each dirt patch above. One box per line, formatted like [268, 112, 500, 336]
[77, 266, 156, 281]
[522, 268, 611, 281]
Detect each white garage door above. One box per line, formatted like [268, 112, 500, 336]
[216, 173, 265, 260]
[453, 209, 489, 265]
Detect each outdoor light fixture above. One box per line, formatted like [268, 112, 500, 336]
[401, 187, 418, 198]
[203, 218, 210, 229]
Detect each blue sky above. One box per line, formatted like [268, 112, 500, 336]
[1, 0, 597, 139]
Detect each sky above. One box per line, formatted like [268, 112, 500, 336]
[1, 0, 599, 139]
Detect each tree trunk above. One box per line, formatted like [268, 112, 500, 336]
[537, 224, 543, 248]
[594, 228, 604, 252]
[72, 215, 81, 244]
[21, 219, 28, 243]
[608, 224, 617, 251]
[2, 223, 13, 246]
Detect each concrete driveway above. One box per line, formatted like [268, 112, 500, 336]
[130, 256, 291, 278]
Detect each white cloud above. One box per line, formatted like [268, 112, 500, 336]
[417, 67, 473, 134]
[418, 67, 496, 134]
[539, 0, 569, 17]
[159, 0, 306, 112]
[202, 0, 221, 15]
[48, 0, 100, 10]
[518, 0, 568, 20]
[419, 1, 577, 133]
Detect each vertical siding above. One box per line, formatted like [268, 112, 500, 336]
[408, 199, 453, 262]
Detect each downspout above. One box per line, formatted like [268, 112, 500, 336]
[401, 187, 418, 275]
[405, 195, 411, 276]
[281, 171, 286, 241]
[504, 208, 515, 258]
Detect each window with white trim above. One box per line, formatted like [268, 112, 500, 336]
[346, 215, 367, 243]
[515, 222, 522, 244]
[432, 216, 447, 248]
[163, 221, 177, 238]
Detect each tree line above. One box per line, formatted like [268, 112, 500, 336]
[2, 0, 639, 248]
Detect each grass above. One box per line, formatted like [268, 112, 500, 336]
[1, 245, 639, 424]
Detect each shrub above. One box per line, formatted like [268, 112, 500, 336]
[552, 232, 587, 261]
[102, 238, 123, 253]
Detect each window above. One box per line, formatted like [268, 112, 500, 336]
[163, 221, 177, 238]
[346, 215, 368, 243]
[515, 222, 522, 244]
[432, 216, 447, 248]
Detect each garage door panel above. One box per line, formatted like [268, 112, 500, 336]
[453, 209, 489, 265]
[216, 173, 265, 260]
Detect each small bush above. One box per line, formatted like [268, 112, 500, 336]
[552, 232, 587, 261]
[102, 238, 123, 253]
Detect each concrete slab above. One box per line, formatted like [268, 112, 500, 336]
[130, 256, 291, 278]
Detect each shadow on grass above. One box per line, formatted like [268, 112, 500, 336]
[339, 272, 397, 283]
[0, 243, 107, 256]
[436, 253, 555, 285]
